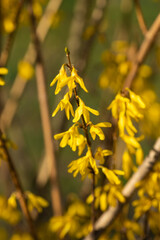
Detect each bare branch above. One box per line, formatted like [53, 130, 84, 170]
[84, 137, 160, 240]
[0, 130, 38, 240]
[134, 0, 147, 36]
[0, 0, 63, 131]
[123, 13, 160, 90]
[28, 0, 62, 216]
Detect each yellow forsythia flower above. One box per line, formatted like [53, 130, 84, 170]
[18, 61, 34, 80]
[54, 123, 87, 155]
[50, 65, 88, 96]
[87, 183, 125, 211]
[73, 97, 99, 124]
[49, 197, 92, 239]
[68, 147, 99, 177]
[89, 122, 112, 140]
[26, 191, 48, 213]
[95, 147, 112, 164]
[52, 92, 74, 120]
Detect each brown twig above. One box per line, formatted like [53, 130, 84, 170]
[0, 0, 63, 131]
[134, 0, 147, 36]
[0, 130, 38, 240]
[84, 137, 160, 240]
[122, 13, 160, 91]
[0, 0, 25, 67]
[28, 0, 62, 216]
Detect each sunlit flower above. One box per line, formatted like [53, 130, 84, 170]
[87, 183, 125, 211]
[50, 64, 69, 95]
[94, 147, 112, 164]
[54, 124, 87, 154]
[99, 166, 124, 185]
[50, 65, 88, 96]
[68, 147, 99, 177]
[52, 92, 74, 120]
[73, 97, 99, 124]
[49, 198, 91, 239]
[89, 122, 111, 140]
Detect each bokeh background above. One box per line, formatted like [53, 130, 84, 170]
[0, 0, 160, 238]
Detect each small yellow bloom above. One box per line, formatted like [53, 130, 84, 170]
[100, 166, 124, 185]
[26, 191, 48, 213]
[89, 122, 111, 140]
[54, 124, 87, 154]
[87, 183, 125, 211]
[52, 92, 74, 120]
[68, 148, 99, 177]
[73, 97, 99, 123]
[95, 147, 112, 164]
[71, 67, 88, 92]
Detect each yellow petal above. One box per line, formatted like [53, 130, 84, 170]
[96, 122, 112, 128]
[101, 167, 121, 185]
[85, 106, 99, 116]
[72, 67, 88, 92]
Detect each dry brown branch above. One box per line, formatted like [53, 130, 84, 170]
[28, 0, 62, 216]
[0, 130, 38, 240]
[0, 0, 25, 67]
[84, 137, 160, 240]
[0, 0, 63, 131]
[123, 13, 160, 90]
[134, 0, 147, 35]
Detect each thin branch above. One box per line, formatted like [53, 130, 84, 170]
[28, 0, 62, 216]
[0, 0, 63, 131]
[134, 0, 147, 36]
[78, 0, 108, 74]
[0, 0, 25, 67]
[122, 13, 160, 91]
[0, 130, 38, 240]
[84, 137, 160, 240]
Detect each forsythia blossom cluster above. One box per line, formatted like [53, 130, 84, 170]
[108, 88, 146, 178]
[50, 63, 117, 180]
[50, 59, 125, 239]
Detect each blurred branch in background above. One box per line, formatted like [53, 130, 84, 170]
[134, 0, 147, 36]
[28, 0, 62, 216]
[84, 137, 160, 240]
[123, 13, 160, 90]
[0, 129, 38, 240]
[0, 0, 63, 131]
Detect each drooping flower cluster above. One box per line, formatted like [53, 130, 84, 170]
[108, 88, 146, 178]
[50, 58, 126, 239]
[49, 196, 92, 239]
[50, 63, 115, 180]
